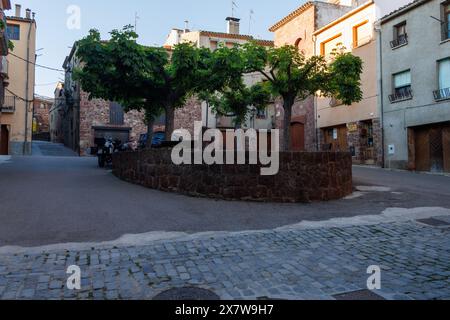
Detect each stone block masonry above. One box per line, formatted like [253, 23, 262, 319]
[113, 149, 353, 203]
[78, 92, 147, 155]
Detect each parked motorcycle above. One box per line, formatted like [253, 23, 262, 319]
[97, 138, 120, 168]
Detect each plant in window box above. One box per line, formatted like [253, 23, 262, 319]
[0, 20, 14, 51]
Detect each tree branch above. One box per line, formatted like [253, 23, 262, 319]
[259, 70, 275, 83]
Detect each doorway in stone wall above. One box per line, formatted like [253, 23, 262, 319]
[361, 120, 376, 165]
[290, 122, 305, 151]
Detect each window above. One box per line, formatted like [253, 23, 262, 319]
[389, 70, 412, 103]
[353, 20, 371, 48]
[225, 42, 237, 48]
[390, 22, 408, 48]
[434, 58, 450, 100]
[256, 108, 267, 119]
[443, 3, 450, 40]
[210, 41, 218, 51]
[6, 24, 20, 41]
[320, 34, 343, 58]
[109, 102, 124, 125]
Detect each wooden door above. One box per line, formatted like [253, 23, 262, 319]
[290, 122, 305, 151]
[429, 127, 444, 172]
[0, 125, 9, 155]
[443, 126, 450, 173]
[323, 126, 348, 152]
[407, 128, 416, 170]
[337, 126, 349, 152]
[415, 127, 430, 172]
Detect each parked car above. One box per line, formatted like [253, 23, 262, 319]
[138, 132, 166, 149]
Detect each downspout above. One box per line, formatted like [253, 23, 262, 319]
[23, 18, 33, 155]
[375, 22, 385, 168]
[312, 34, 319, 151]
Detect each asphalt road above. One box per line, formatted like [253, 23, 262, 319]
[1, 143, 449, 247]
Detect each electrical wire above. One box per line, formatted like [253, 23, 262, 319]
[8, 52, 64, 72]
[35, 81, 58, 87]
[5, 88, 34, 102]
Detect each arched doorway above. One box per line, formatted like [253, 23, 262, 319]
[290, 122, 305, 151]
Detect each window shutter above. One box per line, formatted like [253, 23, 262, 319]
[439, 59, 450, 90]
[109, 102, 124, 125]
[394, 71, 411, 88]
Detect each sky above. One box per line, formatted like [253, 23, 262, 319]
[9, 0, 307, 97]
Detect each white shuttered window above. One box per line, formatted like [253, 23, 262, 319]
[439, 58, 450, 90]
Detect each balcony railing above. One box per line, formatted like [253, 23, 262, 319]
[390, 34, 408, 49]
[433, 87, 450, 101]
[389, 87, 413, 103]
[1, 96, 16, 113]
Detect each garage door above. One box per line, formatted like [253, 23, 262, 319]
[413, 123, 450, 173]
[444, 127, 450, 173]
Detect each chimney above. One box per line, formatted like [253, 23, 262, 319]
[15, 4, 21, 18]
[25, 8, 31, 19]
[226, 17, 240, 35]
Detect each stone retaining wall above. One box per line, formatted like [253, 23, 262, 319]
[113, 149, 352, 203]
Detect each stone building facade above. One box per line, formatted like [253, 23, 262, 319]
[174, 97, 202, 135]
[49, 82, 64, 143]
[269, 0, 361, 151]
[78, 91, 147, 154]
[32, 95, 52, 141]
[60, 43, 147, 156]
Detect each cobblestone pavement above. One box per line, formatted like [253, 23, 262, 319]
[0, 218, 449, 300]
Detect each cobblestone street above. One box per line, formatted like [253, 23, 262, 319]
[1, 215, 449, 300]
[1, 156, 450, 300]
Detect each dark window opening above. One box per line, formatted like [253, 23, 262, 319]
[390, 21, 407, 48]
[443, 2, 450, 40]
[110, 102, 125, 125]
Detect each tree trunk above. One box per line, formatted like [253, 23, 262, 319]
[145, 117, 155, 149]
[282, 97, 294, 152]
[165, 106, 175, 142]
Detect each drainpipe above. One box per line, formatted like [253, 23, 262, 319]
[23, 17, 33, 155]
[375, 22, 385, 168]
[312, 34, 319, 151]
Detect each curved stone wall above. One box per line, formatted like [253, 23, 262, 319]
[113, 149, 353, 203]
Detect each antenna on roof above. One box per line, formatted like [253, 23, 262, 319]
[231, 0, 238, 17]
[249, 9, 254, 34]
[134, 12, 140, 32]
